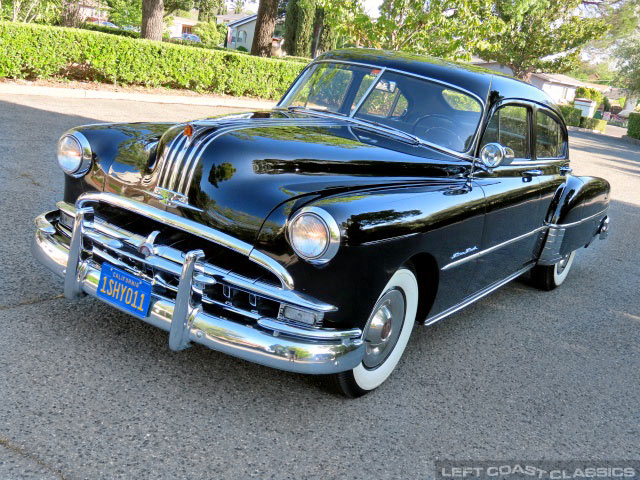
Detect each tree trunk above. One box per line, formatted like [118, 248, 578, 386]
[251, 0, 279, 57]
[142, 0, 164, 41]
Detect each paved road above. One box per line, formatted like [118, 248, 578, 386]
[1, 95, 638, 480]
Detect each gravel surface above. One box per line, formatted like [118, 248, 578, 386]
[1, 95, 638, 480]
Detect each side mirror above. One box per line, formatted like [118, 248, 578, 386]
[478, 143, 515, 170]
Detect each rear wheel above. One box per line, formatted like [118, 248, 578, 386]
[331, 267, 419, 398]
[531, 250, 576, 291]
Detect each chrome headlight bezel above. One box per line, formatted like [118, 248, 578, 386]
[287, 207, 340, 264]
[57, 131, 92, 177]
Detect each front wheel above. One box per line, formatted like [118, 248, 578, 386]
[330, 267, 419, 398]
[531, 250, 577, 291]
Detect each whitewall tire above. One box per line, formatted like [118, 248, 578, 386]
[532, 250, 577, 291]
[332, 267, 419, 397]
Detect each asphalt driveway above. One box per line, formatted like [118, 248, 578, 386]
[1, 95, 638, 479]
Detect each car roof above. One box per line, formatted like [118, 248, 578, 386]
[317, 49, 561, 115]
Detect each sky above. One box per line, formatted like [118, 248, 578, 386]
[231, 0, 383, 18]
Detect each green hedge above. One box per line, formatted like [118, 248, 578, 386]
[0, 22, 307, 99]
[628, 112, 640, 139]
[559, 105, 581, 127]
[579, 116, 607, 133]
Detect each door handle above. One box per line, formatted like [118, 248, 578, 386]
[523, 169, 543, 176]
[560, 165, 573, 175]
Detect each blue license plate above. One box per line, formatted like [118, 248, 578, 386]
[96, 263, 152, 318]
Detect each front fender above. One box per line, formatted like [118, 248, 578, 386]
[254, 181, 486, 329]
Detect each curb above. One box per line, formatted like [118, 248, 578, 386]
[567, 126, 606, 134]
[0, 82, 277, 110]
[622, 135, 640, 146]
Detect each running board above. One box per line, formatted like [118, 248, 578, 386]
[423, 264, 534, 326]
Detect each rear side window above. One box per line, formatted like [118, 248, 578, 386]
[536, 111, 564, 158]
[481, 105, 530, 158]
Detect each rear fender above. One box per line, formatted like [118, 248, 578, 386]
[539, 175, 610, 263]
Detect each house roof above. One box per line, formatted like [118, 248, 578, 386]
[227, 14, 257, 28]
[215, 13, 249, 24]
[530, 72, 586, 88]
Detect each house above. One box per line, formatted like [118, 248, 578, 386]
[226, 14, 257, 50]
[469, 57, 609, 105]
[167, 14, 198, 38]
[77, 0, 109, 23]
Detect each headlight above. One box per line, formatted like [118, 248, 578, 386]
[57, 132, 92, 177]
[288, 207, 340, 264]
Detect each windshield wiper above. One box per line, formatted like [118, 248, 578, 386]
[347, 117, 427, 146]
[286, 106, 347, 116]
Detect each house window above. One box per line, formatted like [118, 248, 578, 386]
[238, 30, 247, 43]
[231, 30, 237, 43]
[182, 25, 192, 34]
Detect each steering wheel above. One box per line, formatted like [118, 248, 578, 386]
[412, 114, 465, 150]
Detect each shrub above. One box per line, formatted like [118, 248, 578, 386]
[628, 112, 640, 139]
[193, 21, 222, 48]
[0, 22, 307, 99]
[603, 96, 611, 112]
[575, 86, 604, 106]
[559, 105, 581, 127]
[236, 45, 248, 52]
[579, 116, 607, 133]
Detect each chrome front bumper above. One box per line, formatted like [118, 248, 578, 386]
[33, 209, 364, 374]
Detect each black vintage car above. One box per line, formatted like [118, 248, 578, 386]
[33, 49, 610, 397]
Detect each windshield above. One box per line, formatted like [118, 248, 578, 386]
[280, 62, 483, 153]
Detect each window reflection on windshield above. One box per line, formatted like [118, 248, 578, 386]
[281, 62, 483, 153]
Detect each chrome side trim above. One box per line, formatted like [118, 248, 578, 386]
[424, 264, 533, 326]
[441, 226, 547, 271]
[547, 208, 609, 229]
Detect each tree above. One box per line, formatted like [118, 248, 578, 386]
[198, 0, 225, 21]
[283, 0, 316, 56]
[233, 0, 245, 13]
[616, 37, 640, 94]
[475, 0, 609, 80]
[107, 0, 143, 27]
[141, 0, 164, 40]
[251, 0, 279, 56]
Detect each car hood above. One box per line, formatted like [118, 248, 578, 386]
[109, 112, 468, 245]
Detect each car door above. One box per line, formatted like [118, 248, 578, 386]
[474, 101, 550, 288]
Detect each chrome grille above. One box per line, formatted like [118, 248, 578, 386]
[57, 197, 336, 328]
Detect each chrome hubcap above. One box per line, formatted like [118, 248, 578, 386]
[556, 253, 571, 275]
[363, 289, 405, 369]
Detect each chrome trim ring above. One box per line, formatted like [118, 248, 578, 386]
[362, 288, 405, 369]
[58, 131, 92, 177]
[287, 206, 341, 265]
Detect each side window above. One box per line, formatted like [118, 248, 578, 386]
[536, 111, 564, 158]
[481, 105, 530, 158]
[357, 79, 407, 118]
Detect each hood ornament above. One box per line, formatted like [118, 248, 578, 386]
[151, 187, 203, 212]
